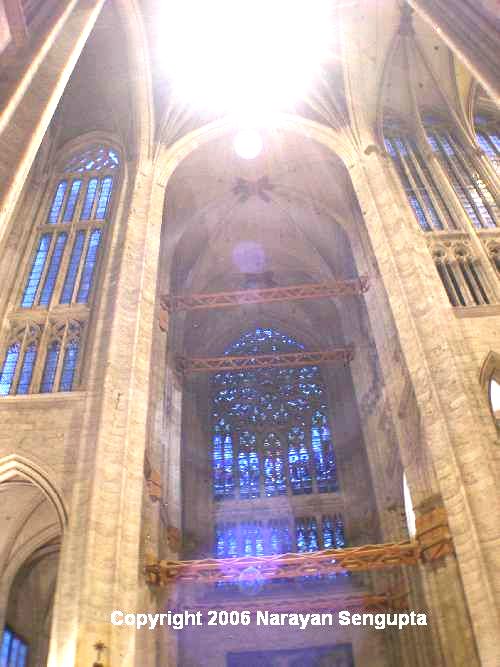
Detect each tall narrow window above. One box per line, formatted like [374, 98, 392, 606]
[475, 115, 500, 173]
[0, 344, 20, 396]
[5, 143, 121, 396]
[425, 118, 498, 228]
[385, 130, 454, 231]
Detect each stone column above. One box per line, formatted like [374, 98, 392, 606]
[407, 0, 500, 104]
[45, 160, 167, 667]
[347, 148, 500, 666]
[0, 0, 106, 248]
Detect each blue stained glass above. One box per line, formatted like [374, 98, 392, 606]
[15, 644, 27, 667]
[21, 234, 52, 307]
[60, 231, 85, 304]
[223, 427, 234, 494]
[296, 518, 318, 553]
[263, 433, 286, 497]
[39, 233, 68, 306]
[16, 344, 37, 394]
[312, 412, 337, 493]
[0, 628, 12, 667]
[8, 638, 19, 667]
[80, 178, 99, 220]
[0, 344, 20, 396]
[47, 181, 67, 224]
[62, 180, 82, 222]
[59, 340, 79, 391]
[242, 522, 264, 556]
[213, 424, 225, 499]
[40, 342, 60, 393]
[238, 431, 259, 499]
[95, 176, 114, 219]
[288, 427, 312, 494]
[334, 514, 345, 548]
[269, 520, 292, 555]
[212, 328, 337, 501]
[76, 229, 102, 303]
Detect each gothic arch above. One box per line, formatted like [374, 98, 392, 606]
[0, 454, 67, 529]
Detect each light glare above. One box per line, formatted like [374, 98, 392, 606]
[233, 129, 263, 159]
[161, 0, 333, 115]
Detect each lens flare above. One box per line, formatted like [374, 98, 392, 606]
[160, 0, 334, 116]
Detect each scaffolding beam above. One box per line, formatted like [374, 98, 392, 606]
[161, 278, 369, 313]
[176, 347, 355, 374]
[145, 541, 420, 586]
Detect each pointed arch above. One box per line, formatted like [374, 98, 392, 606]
[0, 454, 67, 529]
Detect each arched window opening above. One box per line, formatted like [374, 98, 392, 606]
[21, 145, 119, 310]
[1, 144, 120, 397]
[424, 116, 498, 229]
[212, 328, 338, 501]
[474, 115, 500, 173]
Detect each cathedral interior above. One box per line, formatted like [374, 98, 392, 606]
[0, 0, 499, 666]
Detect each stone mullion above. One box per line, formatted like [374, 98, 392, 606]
[350, 151, 500, 666]
[406, 144, 450, 230]
[406, 0, 500, 105]
[433, 134, 487, 229]
[447, 251, 476, 307]
[398, 145, 434, 231]
[447, 134, 498, 226]
[0, 0, 106, 249]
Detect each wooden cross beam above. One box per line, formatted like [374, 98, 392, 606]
[161, 278, 369, 313]
[176, 347, 355, 374]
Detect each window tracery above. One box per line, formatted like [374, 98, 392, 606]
[384, 119, 498, 309]
[424, 117, 498, 229]
[0, 322, 41, 396]
[212, 328, 338, 501]
[211, 328, 342, 563]
[1, 143, 120, 396]
[430, 241, 493, 307]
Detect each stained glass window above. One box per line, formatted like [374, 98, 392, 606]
[0, 628, 28, 667]
[76, 229, 102, 304]
[59, 340, 80, 391]
[16, 344, 37, 395]
[47, 181, 67, 224]
[62, 179, 82, 222]
[425, 122, 498, 228]
[60, 231, 86, 304]
[475, 116, 499, 173]
[95, 177, 114, 219]
[21, 234, 52, 308]
[384, 133, 453, 231]
[38, 233, 68, 306]
[214, 515, 344, 558]
[212, 328, 337, 500]
[63, 146, 120, 173]
[80, 178, 99, 220]
[40, 342, 60, 393]
[0, 344, 20, 396]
